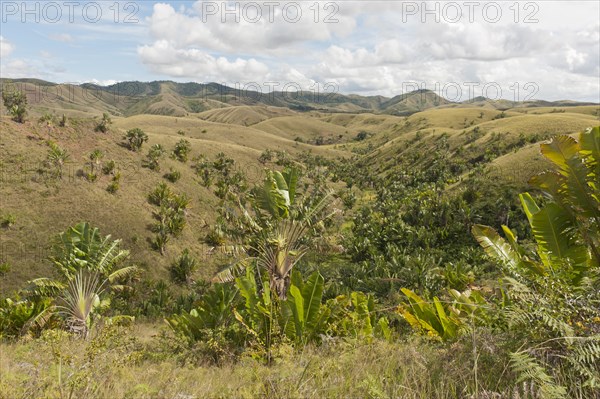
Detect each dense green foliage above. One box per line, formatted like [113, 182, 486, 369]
[1, 123, 598, 398]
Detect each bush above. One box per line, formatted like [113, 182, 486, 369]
[172, 139, 192, 162]
[95, 112, 112, 133]
[164, 168, 181, 183]
[1, 213, 16, 228]
[38, 112, 56, 125]
[2, 85, 27, 123]
[143, 144, 166, 171]
[355, 131, 369, 141]
[106, 181, 119, 194]
[169, 249, 198, 284]
[123, 128, 148, 152]
[102, 160, 116, 175]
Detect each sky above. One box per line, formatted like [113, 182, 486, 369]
[0, 1, 599, 102]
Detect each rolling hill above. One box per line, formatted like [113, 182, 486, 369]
[3, 78, 598, 118]
[0, 79, 598, 294]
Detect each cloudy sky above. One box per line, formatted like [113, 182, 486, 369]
[1, 1, 599, 101]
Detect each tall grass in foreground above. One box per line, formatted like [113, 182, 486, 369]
[3, 323, 593, 399]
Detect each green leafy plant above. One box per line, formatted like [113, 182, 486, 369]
[28, 222, 138, 298]
[169, 249, 198, 285]
[172, 139, 191, 162]
[164, 168, 181, 183]
[123, 128, 148, 152]
[102, 160, 116, 176]
[143, 144, 165, 171]
[46, 142, 70, 179]
[399, 288, 461, 341]
[472, 127, 600, 394]
[38, 112, 56, 126]
[281, 270, 330, 345]
[2, 84, 27, 123]
[95, 112, 112, 133]
[59, 114, 67, 127]
[87, 149, 104, 181]
[1, 213, 16, 228]
[214, 167, 337, 300]
[56, 271, 107, 339]
[148, 183, 188, 255]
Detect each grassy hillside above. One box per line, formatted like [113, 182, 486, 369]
[4, 78, 597, 118]
[2, 100, 597, 294]
[1, 81, 599, 399]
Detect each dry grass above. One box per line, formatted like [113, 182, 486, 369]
[197, 105, 296, 126]
[0, 324, 504, 399]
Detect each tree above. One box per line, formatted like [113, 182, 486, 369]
[2, 85, 27, 123]
[95, 112, 112, 133]
[23, 223, 138, 335]
[214, 167, 338, 299]
[123, 128, 148, 152]
[46, 142, 70, 179]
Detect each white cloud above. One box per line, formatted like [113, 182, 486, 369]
[145, 2, 355, 56]
[0, 36, 15, 58]
[49, 33, 74, 43]
[138, 40, 270, 82]
[85, 79, 120, 86]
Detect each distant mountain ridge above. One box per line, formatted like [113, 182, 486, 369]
[1, 78, 598, 118]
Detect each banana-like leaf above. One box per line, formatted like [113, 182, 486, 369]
[434, 297, 457, 340]
[282, 167, 299, 203]
[472, 224, 522, 270]
[302, 271, 324, 331]
[502, 225, 527, 257]
[540, 135, 580, 172]
[519, 193, 541, 225]
[565, 156, 599, 219]
[212, 257, 255, 283]
[580, 126, 600, 157]
[107, 265, 139, 284]
[530, 202, 588, 268]
[400, 288, 443, 338]
[288, 285, 304, 338]
[529, 171, 564, 199]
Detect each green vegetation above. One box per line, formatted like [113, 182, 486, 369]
[1, 84, 27, 123]
[148, 183, 189, 255]
[0, 91, 598, 398]
[143, 143, 166, 171]
[123, 127, 148, 152]
[172, 139, 192, 162]
[95, 112, 112, 133]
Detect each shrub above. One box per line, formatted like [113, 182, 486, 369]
[355, 131, 369, 141]
[38, 112, 56, 125]
[143, 144, 166, 171]
[172, 139, 192, 162]
[1, 213, 16, 228]
[102, 160, 116, 175]
[123, 128, 148, 152]
[169, 249, 198, 284]
[2, 85, 27, 123]
[164, 168, 181, 183]
[95, 112, 112, 133]
[106, 181, 119, 194]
